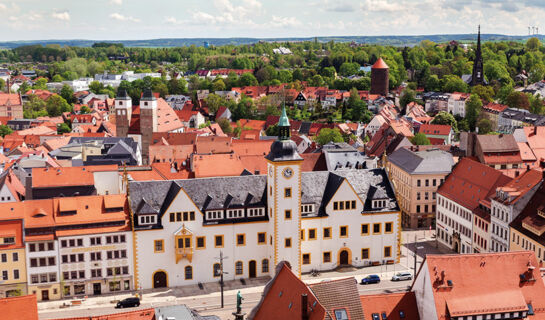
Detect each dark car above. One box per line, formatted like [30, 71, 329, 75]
[116, 297, 140, 308]
[360, 274, 381, 285]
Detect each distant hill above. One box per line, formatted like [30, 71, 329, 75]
[1, 34, 544, 49]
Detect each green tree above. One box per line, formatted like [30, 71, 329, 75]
[471, 85, 494, 103]
[442, 75, 467, 93]
[527, 37, 541, 51]
[89, 81, 104, 94]
[458, 119, 470, 132]
[0, 78, 4, 92]
[339, 62, 360, 76]
[213, 79, 226, 92]
[205, 93, 224, 115]
[316, 128, 344, 145]
[465, 94, 483, 131]
[505, 91, 530, 110]
[217, 118, 233, 134]
[80, 105, 90, 114]
[46, 95, 71, 116]
[431, 111, 458, 132]
[33, 78, 48, 90]
[477, 118, 493, 134]
[265, 124, 279, 136]
[51, 74, 63, 82]
[410, 133, 431, 145]
[238, 73, 258, 86]
[0, 125, 13, 137]
[57, 122, 71, 134]
[400, 89, 416, 111]
[60, 85, 75, 104]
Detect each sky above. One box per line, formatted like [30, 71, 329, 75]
[1, 0, 545, 41]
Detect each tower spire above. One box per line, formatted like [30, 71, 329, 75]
[471, 25, 484, 86]
[278, 103, 290, 140]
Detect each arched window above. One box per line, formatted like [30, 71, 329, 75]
[235, 261, 243, 275]
[185, 266, 192, 280]
[262, 259, 269, 273]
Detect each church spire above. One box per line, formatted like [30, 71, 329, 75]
[471, 25, 484, 86]
[278, 103, 290, 140]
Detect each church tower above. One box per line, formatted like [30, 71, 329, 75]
[139, 88, 158, 165]
[266, 105, 303, 276]
[115, 88, 132, 138]
[471, 25, 485, 86]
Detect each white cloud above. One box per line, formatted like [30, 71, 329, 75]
[269, 16, 301, 28]
[361, 0, 402, 12]
[51, 11, 70, 21]
[0, 3, 6, 11]
[110, 0, 123, 4]
[110, 13, 140, 22]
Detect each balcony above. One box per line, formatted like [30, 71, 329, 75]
[175, 247, 193, 263]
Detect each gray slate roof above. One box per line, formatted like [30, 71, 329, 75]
[388, 147, 454, 174]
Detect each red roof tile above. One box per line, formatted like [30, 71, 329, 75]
[0, 295, 38, 320]
[419, 123, 452, 136]
[360, 292, 420, 320]
[372, 58, 389, 69]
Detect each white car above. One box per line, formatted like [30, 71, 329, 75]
[391, 272, 412, 281]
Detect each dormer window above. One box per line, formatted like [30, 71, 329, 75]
[301, 204, 315, 214]
[207, 210, 223, 220]
[139, 215, 156, 225]
[372, 200, 387, 209]
[247, 208, 265, 217]
[227, 209, 244, 219]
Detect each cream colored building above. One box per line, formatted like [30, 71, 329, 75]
[388, 147, 454, 229]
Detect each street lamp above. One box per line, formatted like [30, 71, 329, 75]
[214, 251, 229, 308]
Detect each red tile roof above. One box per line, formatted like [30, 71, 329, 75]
[52, 308, 155, 320]
[372, 58, 389, 69]
[195, 136, 232, 154]
[413, 252, 545, 319]
[0, 219, 24, 249]
[192, 153, 245, 178]
[493, 169, 543, 205]
[483, 103, 508, 113]
[0, 93, 22, 106]
[419, 123, 452, 136]
[32, 165, 118, 188]
[438, 158, 511, 211]
[360, 292, 420, 320]
[0, 295, 38, 320]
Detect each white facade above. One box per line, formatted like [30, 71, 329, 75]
[411, 260, 439, 320]
[26, 240, 60, 300]
[447, 96, 467, 117]
[58, 231, 133, 297]
[435, 194, 473, 254]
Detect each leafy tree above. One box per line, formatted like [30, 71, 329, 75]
[471, 85, 494, 103]
[57, 123, 71, 134]
[24, 95, 47, 118]
[505, 91, 530, 110]
[51, 74, 63, 82]
[46, 95, 71, 116]
[477, 118, 493, 134]
[265, 124, 279, 136]
[80, 105, 90, 114]
[89, 81, 104, 94]
[0, 78, 4, 92]
[212, 79, 226, 92]
[425, 74, 441, 92]
[339, 62, 360, 76]
[529, 64, 545, 83]
[320, 66, 336, 78]
[217, 118, 233, 134]
[431, 111, 458, 132]
[205, 94, 224, 115]
[442, 75, 467, 93]
[0, 125, 13, 137]
[529, 95, 544, 115]
[18, 82, 31, 94]
[400, 89, 416, 111]
[32, 78, 48, 90]
[465, 94, 483, 131]
[238, 73, 258, 86]
[316, 128, 344, 145]
[60, 85, 75, 104]
[309, 75, 325, 87]
[458, 119, 470, 132]
[410, 133, 431, 145]
[527, 37, 541, 51]
[496, 84, 514, 104]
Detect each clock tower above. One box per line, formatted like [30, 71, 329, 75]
[266, 105, 303, 276]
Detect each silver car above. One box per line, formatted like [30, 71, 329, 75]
[391, 272, 412, 281]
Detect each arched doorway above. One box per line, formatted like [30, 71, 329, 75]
[338, 248, 352, 266]
[249, 260, 257, 278]
[153, 270, 168, 288]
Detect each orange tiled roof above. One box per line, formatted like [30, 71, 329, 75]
[32, 165, 118, 188]
[0, 295, 38, 320]
[0, 93, 22, 106]
[0, 220, 24, 249]
[192, 153, 245, 178]
[493, 169, 543, 205]
[195, 135, 232, 154]
[360, 292, 420, 320]
[419, 124, 452, 136]
[416, 252, 545, 319]
[232, 140, 273, 156]
[372, 58, 389, 69]
[51, 308, 155, 320]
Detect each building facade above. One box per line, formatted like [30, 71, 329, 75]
[0, 220, 27, 298]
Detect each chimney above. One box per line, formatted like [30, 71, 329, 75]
[301, 294, 309, 320]
[534, 126, 538, 136]
[6, 78, 10, 94]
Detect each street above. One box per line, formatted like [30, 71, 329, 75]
[38, 229, 451, 319]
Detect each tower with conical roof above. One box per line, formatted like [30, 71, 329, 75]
[265, 104, 303, 276]
[115, 87, 132, 138]
[140, 87, 158, 165]
[471, 25, 485, 86]
[370, 58, 389, 96]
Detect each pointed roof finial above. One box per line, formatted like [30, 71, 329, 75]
[278, 102, 290, 127]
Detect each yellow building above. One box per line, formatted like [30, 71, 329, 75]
[388, 147, 454, 229]
[0, 220, 27, 298]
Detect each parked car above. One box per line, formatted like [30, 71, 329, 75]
[391, 272, 412, 281]
[116, 297, 140, 308]
[360, 274, 381, 285]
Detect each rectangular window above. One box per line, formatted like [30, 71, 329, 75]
[361, 224, 369, 235]
[12, 252, 18, 262]
[333, 202, 338, 210]
[285, 238, 292, 248]
[385, 222, 393, 233]
[285, 210, 292, 220]
[323, 227, 331, 239]
[284, 188, 292, 198]
[196, 236, 206, 249]
[373, 223, 381, 234]
[183, 211, 188, 221]
[302, 253, 311, 265]
[384, 246, 392, 258]
[308, 229, 317, 240]
[301, 229, 305, 240]
[236, 234, 245, 246]
[362, 248, 369, 259]
[258, 232, 266, 244]
[340, 226, 348, 238]
[154, 240, 164, 252]
[13, 269, 19, 280]
[215, 235, 224, 248]
[1, 253, 6, 263]
[176, 212, 182, 221]
[323, 252, 331, 263]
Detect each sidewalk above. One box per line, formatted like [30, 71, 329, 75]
[37, 263, 410, 312]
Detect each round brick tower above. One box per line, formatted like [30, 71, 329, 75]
[370, 58, 389, 96]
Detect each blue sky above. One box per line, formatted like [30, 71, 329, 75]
[0, 0, 544, 40]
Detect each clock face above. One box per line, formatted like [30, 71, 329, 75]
[283, 167, 293, 178]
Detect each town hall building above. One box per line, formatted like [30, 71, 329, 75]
[128, 107, 401, 289]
